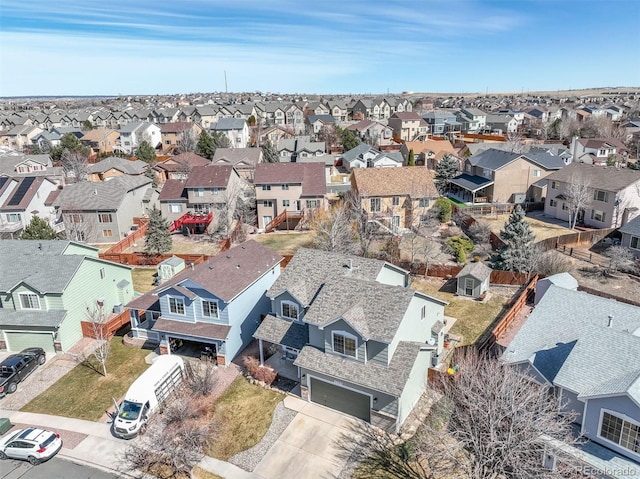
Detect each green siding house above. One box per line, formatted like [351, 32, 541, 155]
[0, 240, 133, 353]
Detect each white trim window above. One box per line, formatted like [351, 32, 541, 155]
[549, 199, 557, 207]
[202, 300, 219, 319]
[591, 209, 606, 222]
[599, 410, 640, 456]
[281, 301, 299, 320]
[168, 297, 185, 315]
[370, 197, 381, 213]
[170, 204, 182, 213]
[332, 331, 357, 358]
[593, 190, 609, 202]
[631, 236, 640, 250]
[19, 292, 41, 310]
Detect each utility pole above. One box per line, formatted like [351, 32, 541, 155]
[224, 71, 228, 94]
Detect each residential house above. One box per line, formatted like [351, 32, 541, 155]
[388, 112, 429, 142]
[502, 285, 640, 472]
[0, 176, 60, 239]
[340, 143, 403, 172]
[9, 154, 53, 176]
[160, 122, 203, 153]
[277, 136, 326, 161]
[351, 99, 391, 120]
[254, 248, 448, 431]
[87, 157, 148, 182]
[455, 107, 487, 133]
[53, 176, 157, 243]
[191, 106, 220, 129]
[116, 122, 161, 154]
[570, 137, 629, 166]
[305, 114, 336, 136]
[346, 120, 395, 147]
[619, 215, 640, 258]
[259, 126, 295, 147]
[80, 128, 120, 156]
[325, 101, 349, 122]
[212, 148, 263, 181]
[153, 152, 210, 183]
[127, 241, 282, 365]
[421, 110, 462, 139]
[183, 165, 243, 221]
[0, 125, 43, 151]
[0, 240, 133, 353]
[400, 139, 459, 169]
[304, 101, 330, 117]
[210, 118, 250, 148]
[283, 104, 305, 133]
[450, 148, 566, 204]
[158, 179, 188, 225]
[351, 166, 439, 232]
[485, 113, 518, 134]
[544, 162, 640, 228]
[254, 162, 327, 230]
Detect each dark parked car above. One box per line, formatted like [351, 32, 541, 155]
[0, 348, 46, 397]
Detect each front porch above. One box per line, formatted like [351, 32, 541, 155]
[264, 349, 300, 380]
[254, 314, 309, 381]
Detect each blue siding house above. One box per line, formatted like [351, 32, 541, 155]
[502, 284, 640, 474]
[127, 241, 282, 365]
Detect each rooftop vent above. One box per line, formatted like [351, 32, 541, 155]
[607, 315, 614, 328]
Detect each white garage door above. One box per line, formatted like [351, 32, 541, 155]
[5, 332, 55, 354]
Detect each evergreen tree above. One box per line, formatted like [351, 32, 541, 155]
[136, 140, 156, 164]
[435, 154, 460, 192]
[196, 130, 215, 159]
[407, 149, 415, 166]
[20, 216, 59, 240]
[50, 132, 89, 163]
[144, 207, 172, 255]
[261, 140, 280, 163]
[495, 205, 536, 273]
[337, 126, 360, 151]
[211, 131, 232, 149]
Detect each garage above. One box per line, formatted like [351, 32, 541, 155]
[309, 377, 371, 422]
[4, 331, 55, 354]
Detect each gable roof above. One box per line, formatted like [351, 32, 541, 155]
[211, 148, 262, 167]
[156, 152, 210, 172]
[545, 162, 640, 192]
[618, 215, 640, 237]
[0, 176, 54, 211]
[184, 165, 235, 189]
[351, 166, 438, 198]
[80, 128, 118, 142]
[54, 175, 151, 211]
[253, 162, 325, 196]
[456, 262, 492, 281]
[158, 179, 187, 201]
[341, 143, 378, 162]
[160, 122, 195, 133]
[577, 137, 627, 151]
[211, 118, 246, 131]
[87, 157, 147, 175]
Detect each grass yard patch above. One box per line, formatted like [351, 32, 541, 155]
[205, 376, 283, 461]
[479, 214, 573, 242]
[252, 232, 315, 256]
[412, 277, 508, 346]
[131, 267, 157, 294]
[21, 338, 150, 421]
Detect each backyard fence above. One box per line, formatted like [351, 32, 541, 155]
[577, 285, 640, 307]
[80, 309, 131, 339]
[102, 218, 149, 256]
[99, 252, 211, 266]
[535, 228, 616, 252]
[392, 261, 532, 285]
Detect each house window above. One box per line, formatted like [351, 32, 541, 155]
[97, 212, 112, 223]
[306, 200, 319, 209]
[19, 293, 40, 310]
[168, 297, 185, 315]
[282, 184, 289, 190]
[281, 301, 299, 320]
[533, 170, 541, 177]
[195, 189, 204, 197]
[418, 198, 430, 208]
[263, 200, 273, 207]
[194, 204, 210, 214]
[100, 268, 105, 279]
[283, 200, 290, 207]
[202, 300, 219, 319]
[482, 168, 493, 180]
[332, 331, 357, 358]
[593, 190, 609, 202]
[170, 204, 182, 213]
[103, 230, 113, 237]
[370, 198, 381, 212]
[262, 185, 271, 191]
[551, 181, 558, 189]
[6, 213, 21, 223]
[630, 236, 640, 250]
[392, 196, 400, 206]
[600, 411, 640, 455]
[212, 188, 219, 196]
[549, 199, 557, 207]
[562, 203, 569, 211]
[420, 305, 426, 320]
[591, 209, 606, 222]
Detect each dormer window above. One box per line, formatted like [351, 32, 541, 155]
[281, 301, 298, 320]
[168, 297, 185, 315]
[19, 292, 40, 310]
[332, 331, 357, 358]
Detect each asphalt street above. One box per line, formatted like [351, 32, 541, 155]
[1, 457, 120, 479]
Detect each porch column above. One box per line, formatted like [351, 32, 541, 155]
[258, 338, 265, 366]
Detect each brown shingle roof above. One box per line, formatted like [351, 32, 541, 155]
[184, 165, 234, 188]
[578, 137, 628, 151]
[403, 140, 457, 156]
[254, 162, 326, 196]
[160, 122, 195, 133]
[44, 189, 61, 206]
[352, 166, 439, 198]
[158, 179, 186, 201]
[156, 152, 210, 172]
[545, 162, 640, 192]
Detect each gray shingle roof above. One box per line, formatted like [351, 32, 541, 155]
[0, 309, 67, 328]
[253, 315, 309, 350]
[294, 341, 424, 397]
[211, 118, 246, 131]
[54, 175, 151, 211]
[456, 262, 492, 281]
[0, 254, 83, 293]
[545, 162, 640, 193]
[87, 157, 147, 175]
[619, 215, 640, 236]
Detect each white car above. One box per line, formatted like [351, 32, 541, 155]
[0, 428, 63, 465]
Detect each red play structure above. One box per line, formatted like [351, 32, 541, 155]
[169, 212, 213, 234]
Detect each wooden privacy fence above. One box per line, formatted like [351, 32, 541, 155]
[395, 261, 532, 286]
[577, 285, 640, 307]
[477, 274, 539, 351]
[535, 228, 616, 252]
[102, 219, 149, 255]
[99, 252, 210, 266]
[81, 310, 131, 339]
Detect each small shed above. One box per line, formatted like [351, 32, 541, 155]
[456, 262, 492, 298]
[534, 272, 579, 305]
[157, 256, 185, 283]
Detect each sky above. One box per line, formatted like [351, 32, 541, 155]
[0, 0, 639, 97]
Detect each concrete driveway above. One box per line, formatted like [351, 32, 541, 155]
[254, 397, 362, 479]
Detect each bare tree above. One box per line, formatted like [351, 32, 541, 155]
[85, 304, 111, 377]
[60, 150, 89, 182]
[565, 173, 592, 229]
[344, 190, 378, 257]
[467, 220, 492, 257]
[62, 211, 95, 243]
[506, 129, 526, 153]
[604, 245, 638, 274]
[208, 178, 243, 239]
[536, 250, 574, 277]
[309, 201, 356, 253]
[176, 129, 198, 154]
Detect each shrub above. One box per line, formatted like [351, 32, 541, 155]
[435, 198, 452, 223]
[243, 356, 277, 385]
[446, 236, 474, 263]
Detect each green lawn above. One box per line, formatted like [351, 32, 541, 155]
[205, 376, 283, 461]
[21, 338, 151, 421]
[131, 267, 157, 294]
[252, 232, 315, 256]
[411, 278, 508, 346]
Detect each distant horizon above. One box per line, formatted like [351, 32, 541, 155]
[1, 1, 639, 97]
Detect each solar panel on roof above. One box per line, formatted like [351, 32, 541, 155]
[0, 177, 8, 190]
[7, 177, 35, 206]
